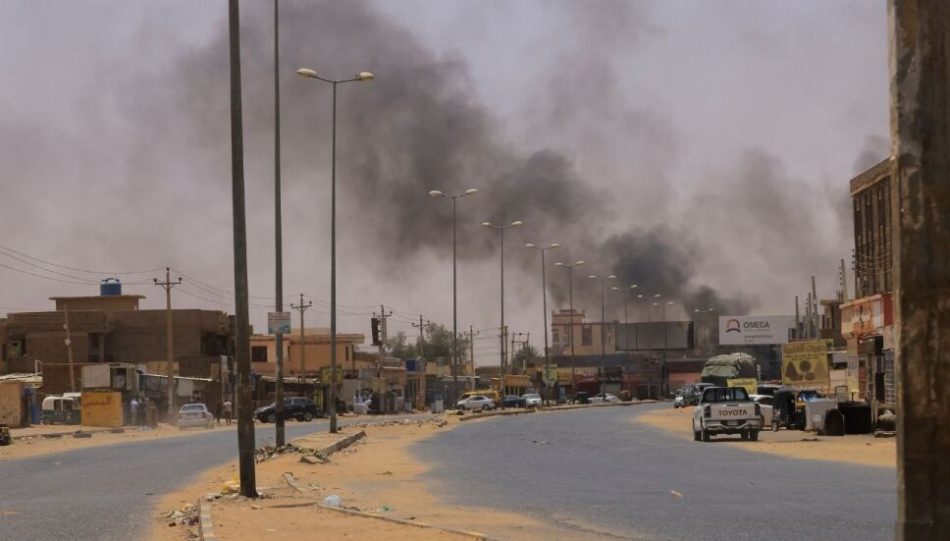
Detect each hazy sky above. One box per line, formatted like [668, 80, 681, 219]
[0, 1, 889, 365]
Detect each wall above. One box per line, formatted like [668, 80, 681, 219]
[81, 391, 123, 428]
[0, 381, 24, 427]
[52, 295, 142, 312]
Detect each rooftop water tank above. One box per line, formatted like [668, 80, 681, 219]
[100, 278, 122, 296]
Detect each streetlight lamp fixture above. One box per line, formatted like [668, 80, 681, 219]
[296, 65, 373, 434]
[526, 242, 559, 404]
[554, 260, 586, 397]
[612, 283, 638, 351]
[481, 219, 523, 390]
[588, 274, 616, 395]
[429, 188, 478, 405]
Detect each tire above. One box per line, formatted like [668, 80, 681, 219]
[266, 413, 276, 423]
[749, 430, 759, 442]
[740, 431, 749, 441]
[702, 429, 710, 442]
[482, 405, 490, 412]
[303, 412, 314, 422]
[693, 430, 701, 442]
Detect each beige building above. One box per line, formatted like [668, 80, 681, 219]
[550, 309, 618, 357]
[249, 328, 366, 376]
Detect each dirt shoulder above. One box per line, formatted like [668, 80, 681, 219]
[638, 405, 896, 468]
[0, 423, 236, 462]
[149, 415, 585, 541]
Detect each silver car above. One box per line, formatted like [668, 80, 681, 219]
[749, 394, 774, 427]
[457, 395, 494, 411]
[177, 403, 214, 430]
[522, 393, 543, 407]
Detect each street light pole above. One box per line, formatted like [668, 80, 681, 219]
[612, 284, 638, 350]
[589, 274, 616, 395]
[429, 188, 478, 406]
[272, 0, 287, 448]
[296, 67, 374, 434]
[481, 220, 523, 393]
[555, 260, 586, 398]
[526, 242, 559, 403]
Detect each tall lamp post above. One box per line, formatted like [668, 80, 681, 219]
[429, 188, 478, 405]
[296, 66, 374, 434]
[481, 219, 523, 392]
[554, 260, 586, 397]
[588, 274, 616, 395]
[526, 242, 559, 403]
[612, 284, 638, 350]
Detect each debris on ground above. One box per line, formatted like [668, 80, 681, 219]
[323, 494, 342, 508]
[256, 443, 330, 463]
[163, 503, 198, 527]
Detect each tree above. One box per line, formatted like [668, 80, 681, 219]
[386, 332, 418, 359]
[424, 323, 471, 364]
[512, 344, 540, 373]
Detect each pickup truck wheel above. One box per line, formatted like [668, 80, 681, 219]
[740, 431, 749, 441]
[693, 430, 701, 442]
[702, 429, 710, 442]
[749, 430, 759, 442]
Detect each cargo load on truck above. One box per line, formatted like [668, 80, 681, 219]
[701, 353, 757, 387]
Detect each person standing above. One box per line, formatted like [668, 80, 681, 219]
[129, 397, 140, 426]
[222, 399, 233, 426]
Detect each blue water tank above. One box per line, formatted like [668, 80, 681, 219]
[100, 278, 122, 296]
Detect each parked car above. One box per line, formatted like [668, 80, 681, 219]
[502, 395, 526, 408]
[681, 383, 715, 407]
[749, 394, 774, 427]
[522, 393, 543, 407]
[458, 389, 501, 406]
[457, 395, 494, 411]
[692, 386, 762, 442]
[177, 403, 214, 430]
[589, 392, 619, 403]
[254, 397, 322, 423]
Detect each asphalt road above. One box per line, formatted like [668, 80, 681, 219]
[412, 404, 897, 541]
[0, 417, 418, 541]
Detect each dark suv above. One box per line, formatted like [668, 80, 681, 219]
[255, 397, 322, 423]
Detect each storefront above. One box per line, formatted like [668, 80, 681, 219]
[840, 293, 895, 420]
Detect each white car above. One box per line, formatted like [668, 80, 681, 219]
[749, 394, 774, 427]
[177, 403, 214, 430]
[457, 395, 494, 412]
[522, 393, 542, 407]
[589, 393, 619, 403]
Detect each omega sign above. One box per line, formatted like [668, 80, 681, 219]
[719, 315, 795, 346]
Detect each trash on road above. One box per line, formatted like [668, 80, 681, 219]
[323, 494, 342, 507]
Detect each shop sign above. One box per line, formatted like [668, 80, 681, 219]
[781, 339, 832, 389]
[840, 293, 893, 339]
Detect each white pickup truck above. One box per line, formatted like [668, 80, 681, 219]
[692, 386, 762, 442]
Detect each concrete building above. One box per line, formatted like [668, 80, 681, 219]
[248, 328, 365, 376]
[2, 286, 233, 390]
[550, 309, 617, 357]
[844, 157, 898, 417]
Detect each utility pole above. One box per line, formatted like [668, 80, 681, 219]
[839, 258, 849, 301]
[411, 315, 430, 365]
[794, 295, 801, 339]
[272, 0, 287, 448]
[227, 0, 256, 498]
[290, 294, 312, 375]
[810, 275, 819, 337]
[468, 325, 478, 389]
[154, 267, 181, 421]
[891, 2, 950, 536]
[63, 306, 75, 392]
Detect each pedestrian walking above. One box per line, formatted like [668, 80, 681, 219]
[214, 402, 222, 425]
[223, 399, 233, 426]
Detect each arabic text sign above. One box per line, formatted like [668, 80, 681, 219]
[781, 340, 831, 389]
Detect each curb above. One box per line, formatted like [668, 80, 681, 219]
[12, 428, 114, 440]
[313, 430, 366, 455]
[198, 500, 218, 541]
[283, 473, 489, 540]
[459, 409, 536, 422]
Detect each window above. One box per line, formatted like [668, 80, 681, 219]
[552, 329, 560, 346]
[582, 325, 593, 346]
[251, 346, 268, 363]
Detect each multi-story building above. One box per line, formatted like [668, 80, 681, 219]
[248, 328, 365, 376]
[842, 157, 898, 418]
